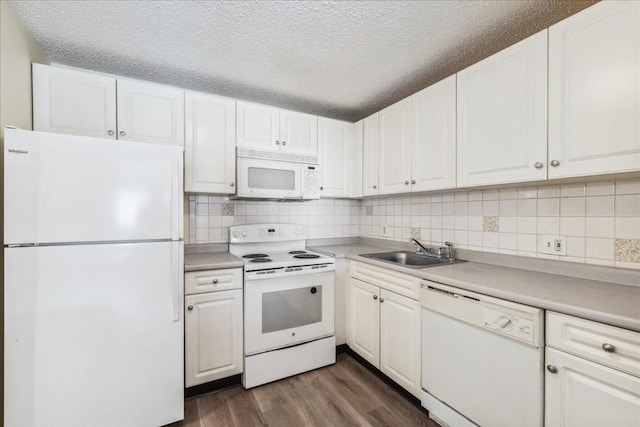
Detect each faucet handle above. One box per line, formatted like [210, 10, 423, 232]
[444, 242, 455, 260]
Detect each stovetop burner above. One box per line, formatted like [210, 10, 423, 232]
[249, 258, 272, 263]
[243, 254, 269, 259]
[293, 254, 320, 259]
[288, 250, 307, 255]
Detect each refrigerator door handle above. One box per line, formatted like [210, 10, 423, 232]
[170, 158, 180, 241]
[171, 244, 182, 322]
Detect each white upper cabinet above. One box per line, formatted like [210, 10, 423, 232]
[237, 101, 318, 156]
[33, 65, 184, 147]
[33, 64, 117, 139]
[362, 113, 380, 196]
[184, 92, 236, 194]
[411, 75, 457, 192]
[548, 1, 640, 179]
[457, 30, 548, 187]
[318, 117, 352, 198]
[279, 109, 318, 155]
[116, 79, 185, 147]
[351, 120, 364, 198]
[236, 102, 281, 151]
[378, 98, 413, 195]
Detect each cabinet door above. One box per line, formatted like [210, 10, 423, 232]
[184, 92, 236, 194]
[116, 79, 185, 147]
[32, 64, 117, 139]
[545, 347, 640, 427]
[379, 289, 421, 397]
[318, 117, 351, 198]
[378, 99, 412, 195]
[457, 30, 548, 187]
[411, 75, 456, 192]
[236, 101, 280, 151]
[351, 120, 364, 198]
[185, 290, 243, 387]
[279, 109, 318, 155]
[548, 1, 640, 179]
[362, 113, 380, 196]
[349, 278, 380, 367]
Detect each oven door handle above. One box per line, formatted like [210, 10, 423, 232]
[245, 265, 336, 281]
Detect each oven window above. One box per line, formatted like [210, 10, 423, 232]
[248, 167, 296, 190]
[262, 286, 322, 333]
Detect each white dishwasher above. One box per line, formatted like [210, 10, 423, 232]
[420, 281, 544, 427]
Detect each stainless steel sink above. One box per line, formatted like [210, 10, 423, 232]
[360, 251, 465, 268]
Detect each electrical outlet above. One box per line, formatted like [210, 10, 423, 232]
[541, 235, 567, 256]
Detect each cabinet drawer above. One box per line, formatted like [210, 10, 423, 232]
[546, 312, 640, 377]
[350, 261, 419, 300]
[185, 268, 242, 295]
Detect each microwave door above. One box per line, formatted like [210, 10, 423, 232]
[237, 158, 302, 199]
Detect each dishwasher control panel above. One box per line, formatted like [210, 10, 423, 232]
[483, 307, 535, 344]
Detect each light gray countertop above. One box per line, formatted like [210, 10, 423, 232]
[309, 243, 640, 332]
[184, 252, 243, 272]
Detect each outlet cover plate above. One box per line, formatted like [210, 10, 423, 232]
[541, 235, 567, 256]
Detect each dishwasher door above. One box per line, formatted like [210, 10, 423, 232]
[420, 282, 544, 427]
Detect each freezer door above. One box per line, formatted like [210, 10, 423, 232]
[4, 129, 183, 244]
[4, 241, 184, 427]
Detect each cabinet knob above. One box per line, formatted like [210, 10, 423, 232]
[411, 179, 416, 184]
[187, 305, 194, 311]
[373, 185, 377, 189]
[550, 160, 560, 167]
[534, 162, 544, 169]
[107, 130, 114, 136]
[119, 131, 126, 137]
[602, 343, 616, 353]
[281, 141, 287, 146]
[212, 279, 218, 284]
[275, 140, 280, 145]
[546, 364, 557, 374]
[404, 180, 409, 185]
[320, 186, 324, 190]
[380, 298, 384, 303]
[229, 182, 235, 187]
[373, 295, 378, 300]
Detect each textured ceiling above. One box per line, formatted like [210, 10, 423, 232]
[8, 0, 596, 122]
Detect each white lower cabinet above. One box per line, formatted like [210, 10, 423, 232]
[545, 347, 640, 427]
[185, 269, 243, 387]
[545, 312, 640, 426]
[349, 263, 421, 397]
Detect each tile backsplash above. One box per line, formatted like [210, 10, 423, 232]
[361, 178, 640, 269]
[187, 177, 640, 269]
[187, 196, 361, 243]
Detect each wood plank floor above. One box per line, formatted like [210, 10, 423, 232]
[174, 353, 439, 427]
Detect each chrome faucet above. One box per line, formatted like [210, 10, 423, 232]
[409, 238, 455, 261]
[409, 238, 431, 256]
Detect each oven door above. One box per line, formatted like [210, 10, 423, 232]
[244, 269, 335, 355]
[236, 157, 302, 199]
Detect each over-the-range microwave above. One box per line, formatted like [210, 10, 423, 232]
[234, 148, 321, 200]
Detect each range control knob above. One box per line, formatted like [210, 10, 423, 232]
[241, 230, 248, 237]
[499, 317, 512, 329]
[232, 230, 240, 238]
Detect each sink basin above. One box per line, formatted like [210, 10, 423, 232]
[360, 251, 465, 268]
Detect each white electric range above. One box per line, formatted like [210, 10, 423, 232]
[229, 224, 336, 388]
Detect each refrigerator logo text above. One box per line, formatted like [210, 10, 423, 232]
[8, 149, 28, 155]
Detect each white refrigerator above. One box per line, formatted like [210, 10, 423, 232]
[4, 129, 184, 427]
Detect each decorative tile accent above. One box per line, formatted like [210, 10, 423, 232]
[222, 202, 234, 216]
[482, 216, 498, 232]
[615, 239, 640, 263]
